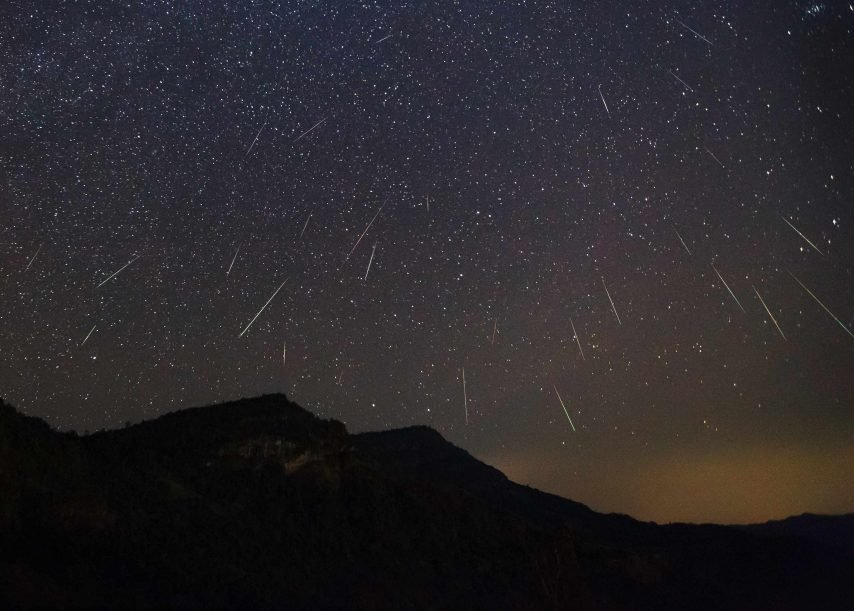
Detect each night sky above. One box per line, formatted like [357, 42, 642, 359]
[2, 0, 852, 524]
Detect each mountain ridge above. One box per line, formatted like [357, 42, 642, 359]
[1, 394, 851, 610]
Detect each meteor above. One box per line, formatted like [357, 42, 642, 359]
[752, 286, 785, 340]
[711, 263, 745, 312]
[293, 117, 327, 143]
[364, 242, 377, 281]
[675, 229, 692, 255]
[789, 272, 854, 339]
[570, 317, 586, 360]
[347, 200, 386, 260]
[781, 216, 823, 255]
[553, 385, 576, 432]
[597, 84, 611, 117]
[462, 367, 468, 425]
[96, 255, 140, 288]
[226, 244, 240, 276]
[602, 277, 622, 325]
[81, 324, 96, 346]
[238, 278, 288, 338]
[25, 244, 43, 271]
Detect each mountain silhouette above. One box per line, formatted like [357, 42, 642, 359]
[1, 394, 851, 610]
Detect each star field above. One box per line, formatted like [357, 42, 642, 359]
[1, 0, 852, 523]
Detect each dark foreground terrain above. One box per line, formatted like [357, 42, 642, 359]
[1, 394, 851, 610]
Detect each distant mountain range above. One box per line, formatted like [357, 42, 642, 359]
[1, 394, 851, 610]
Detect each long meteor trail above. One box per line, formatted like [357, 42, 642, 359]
[293, 117, 327, 143]
[238, 278, 288, 338]
[711, 263, 745, 312]
[226, 244, 241, 276]
[96, 255, 140, 288]
[781, 216, 823, 255]
[364, 242, 377, 280]
[752, 286, 786, 340]
[243, 115, 268, 161]
[347, 200, 386, 260]
[673, 17, 713, 46]
[789, 272, 854, 339]
[81, 324, 96, 346]
[675, 229, 692, 254]
[602, 277, 622, 325]
[25, 244, 43, 271]
[570, 317, 585, 360]
[597, 84, 610, 117]
[553, 385, 576, 432]
[462, 367, 468, 425]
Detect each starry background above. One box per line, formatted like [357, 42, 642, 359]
[1, 0, 852, 524]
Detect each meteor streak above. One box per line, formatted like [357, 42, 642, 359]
[553, 385, 576, 432]
[789, 272, 854, 339]
[704, 146, 725, 168]
[673, 17, 713, 46]
[364, 242, 377, 280]
[570, 317, 585, 360]
[675, 229, 692, 254]
[226, 244, 240, 276]
[81, 324, 96, 346]
[238, 278, 288, 338]
[243, 115, 268, 160]
[597, 84, 610, 117]
[752, 286, 785, 340]
[462, 367, 468, 425]
[711, 263, 745, 312]
[96, 255, 140, 288]
[347, 200, 386, 260]
[602, 277, 622, 325]
[293, 117, 327, 143]
[668, 69, 694, 92]
[781, 216, 823, 255]
[299, 213, 312, 239]
[25, 244, 43, 271]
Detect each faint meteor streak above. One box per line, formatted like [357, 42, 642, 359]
[282, 340, 287, 367]
[243, 115, 268, 161]
[226, 244, 241, 276]
[81, 324, 96, 346]
[752, 286, 786, 340]
[570, 317, 586, 360]
[96, 255, 140, 288]
[462, 367, 468, 425]
[373, 33, 393, 44]
[673, 17, 713, 46]
[25, 243, 43, 271]
[347, 200, 386, 260]
[597, 84, 610, 117]
[238, 278, 288, 338]
[491, 317, 498, 345]
[789, 272, 854, 339]
[704, 146, 725, 168]
[299, 213, 312, 239]
[711, 263, 745, 312]
[667, 69, 694, 92]
[602, 277, 622, 325]
[553, 385, 576, 432]
[364, 242, 377, 280]
[675, 229, 692, 254]
[781, 216, 823, 255]
[293, 117, 327, 143]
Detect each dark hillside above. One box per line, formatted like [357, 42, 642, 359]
[1, 395, 851, 610]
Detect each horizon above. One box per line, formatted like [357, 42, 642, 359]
[5, 391, 852, 526]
